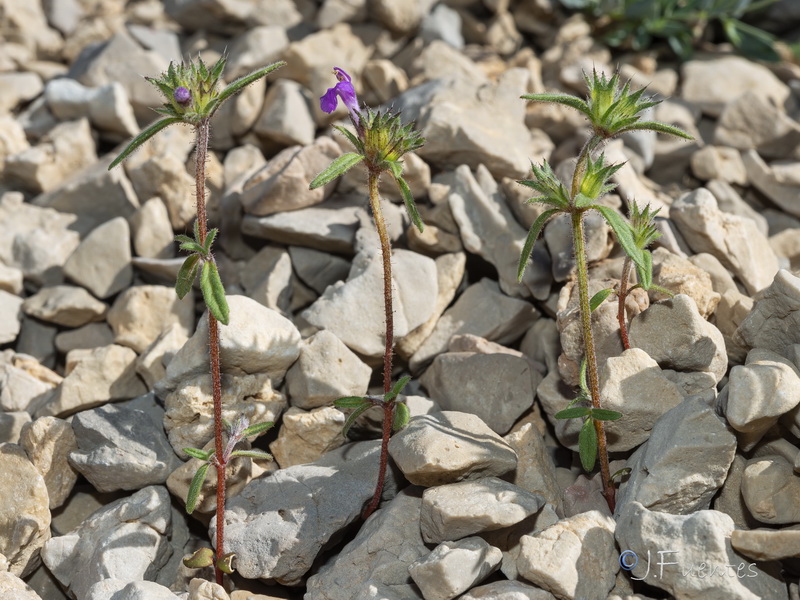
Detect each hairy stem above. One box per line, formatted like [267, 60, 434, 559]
[570, 135, 602, 199]
[195, 119, 226, 585]
[572, 210, 615, 513]
[363, 170, 393, 519]
[617, 256, 632, 351]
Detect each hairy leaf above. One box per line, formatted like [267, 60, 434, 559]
[309, 153, 365, 189]
[203, 227, 218, 253]
[183, 547, 214, 569]
[592, 205, 645, 273]
[183, 447, 213, 461]
[229, 449, 273, 461]
[522, 93, 591, 117]
[554, 406, 592, 419]
[518, 208, 561, 282]
[334, 396, 369, 408]
[590, 408, 623, 421]
[579, 418, 598, 472]
[241, 421, 274, 438]
[200, 260, 230, 325]
[175, 254, 201, 300]
[395, 176, 424, 233]
[392, 401, 410, 431]
[635, 249, 653, 290]
[341, 403, 373, 439]
[108, 117, 182, 170]
[185, 462, 210, 514]
[386, 375, 412, 402]
[209, 61, 285, 116]
[590, 288, 615, 312]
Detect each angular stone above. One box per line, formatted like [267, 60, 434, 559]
[107, 285, 194, 353]
[545, 212, 611, 283]
[0, 411, 30, 444]
[616, 502, 788, 600]
[616, 395, 737, 516]
[302, 248, 437, 358]
[420, 351, 539, 435]
[36, 345, 147, 418]
[410, 278, 538, 372]
[157, 295, 301, 397]
[725, 349, 800, 450]
[22, 285, 106, 328]
[54, 322, 114, 354]
[650, 247, 720, 318]
[742, 150, 800, 219]
[707, 178, 768, 235]
[629, 294, 727, 383]
[62, 216, 133, 299]
[253, 79, 314, 147]
[742, 455, 800, 525]
[164, 373, 286, 459]
[281, 23, 369, 89]
[226, 25, 288, 79]
[504, 422, 561, 510]
[86, 579, 181, 600]
[239, 245, 292, 314]
[135, 324, 188, 390]
[130, 197, 175, 259]
[41, 486, 172, 600]
[517, 511, 618, 600]
[128, 154, 196, 230]
[269, 406, 346, 468]
[731, 527, 800, 561]
[19, 417, 78, 509]
[459, 580, 556, 600]
[388, 411, 517, 487]
[0, 352, 61, 414]
[0, 290, 22, 344]
[670, 188, 779, 295]
[0, 71, 43, 113]
[305, 487, 428, 600]
[420, 477, 545, 543]
[449, 164, 551, 299]
[287, 246, 350, 295]
[285, 330, 371, 410]
[409, 537, 502, 600]
[736, 269, 800, 358]
[0, 444, 50, 578]
[217, 441, 399, 585]
[0, 553, 44, 599]
[69, 404, 181, 493]
[690, 146, 747, 185]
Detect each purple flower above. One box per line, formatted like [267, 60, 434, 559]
[320, 67, 360, 125]
[174, 86, 191, 106]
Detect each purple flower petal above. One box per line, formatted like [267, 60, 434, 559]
[320, 86, 339, 113]
[319, 67, 361, 126]
[174, 86, 191, 106]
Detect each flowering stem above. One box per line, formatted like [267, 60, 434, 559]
[617, 256, 632, 351]
[194, 118, 226, 585]
[364, 170, 394, 520]
[571, 210, 615, 513]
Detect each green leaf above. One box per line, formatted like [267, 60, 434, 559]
[621, 121, 694, 140]
[590, 288, 615, 312]
[203, 228, 218, 253]
[521, 93, 591, 118]
[635, 249, 653, 290]
[309, 153, 365, 189]
[579, 418, 598, 472]
[185, 462, 210, 514]
[229, 449, 273, 461]
[217, 553, 236, 575]
[178, 240, 205, 254]
[649, 284, 676, 297]
[208, 61, 286, 116]
[611, 467, 632, 482]
[341, 403, 373, 439]
[333, 124, 363, 151]
[108, 117, 182, 170]
[518, 208, 561, 282]
[183, 447, 213, 461]
[200, 260, 230, 325]
[395, 176, 424, 233]
[334, 396, 369, 408]
[554, 406, 592, 419]
[386, 375, 412, 402]
[183, 547, 214, 569]
[590, 408, 623, 421]
[174, 234, 194, 245]
[579, 356, 589, 395]
[241, 421, 274, 437]
[592, 205, 645, 273]
[175, 254, 201, 300]
[210, 55, 226, 83]
[392, 401, 410, 432]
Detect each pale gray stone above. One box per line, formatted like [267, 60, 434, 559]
[45, 79, 139, 139]
[15, 316, 56, 367]
[54, 322, 114, 354]
[0, 411, 31, 444]
[0, 553, 44, 600]
[41, 486, 172, 600]
[130, 197, 175, 259]
[690, 252, 739, 296]
[0, 443, 50, 578]
[135, 323, 188, 390]
[280, 24, 370, 89]
[629, 294, 727, 383]
[731, 527, 800, 562]
[0, 263, 23, 295]
[670, 188, 779, 295]
[127, 24, 181, 62]
[459, 580, 556, 600]
[420, 3, 463, 48]
[362, 58, 409, 104]
[305, 487, 427, 600]
[216, 440, 399, 585]
[706, 178, 768, 235]
[127, 154, 195, 230]
[239, 245, 292, 314]
[0, 290, 22, 344]
[156, 295, 301, 397]
[388, 411, 517, 487]
[69, 404, 181, 492]
[316, 0, 367, 28]
[650, 247, 720, 319]
[742, 150, 800, 219]
[545, 212, 611, 283]
[0, 72, 43, 113]
[712, 453, 759, 530]
[616, 395, 737, 516]
[517, 511, 618, 600]
[86, 579, 181, 600]
[285, 330, 371, 409]
[254, 79, 315, 147]
[226, 25, 289, 79]
[19, 417, 78, 509]
[22, 285, 106, 328]
[420, 351, 539, 434]
[420, 477, 545, 543]
[0, 352, 61, 414]
[742, 455, 800, 525]
[372, 0, 424, 33]
[288, 246, 350, 295]
[269, 406, 345, 468]
[616, 502, 788, 599]
[736, 269, 800, 358]
[409, 537, 502, 600]
[504, 422, 561, 510]
[302, 248, 437, 358]
[410, 278, 538, 372]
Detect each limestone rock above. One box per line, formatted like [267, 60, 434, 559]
[70, 404, 181, 492]
[517, 511, 618, 600]
[305, 487, 428, 600]
[504, 422, 561, 509]
[239, 245, 293, 314]
[54, 322, 114, 354]
[731, 527, 800, 561]
[742, 150, 800, 219]
[253, 79, 315, 147]
[164, 373, 286, 459]
[130, 197, 175, 259]
[63, 217, 133, 299]
[742, 455, 800, 525]
[217, 440, 399, 585]
[19, 417, 78, 509]
[736, 269, 800, 358]
[650, 247, 720, 318]
[287, 246, 351, 295]
[0, 444, 51, 578]
[269, 406, 346, 468]
[0, 352, 61, 414]
[0, 554, 44, 599]
[85, 579, 181, 600]
[690, 146, 747, 185]
[629, 294, 727, 383]
[0, 291, 22, 344]
[135, 323, 189, 390]
[420, 351, 539, 434]
[36, 345, 146, 418]
[420, 477, 545, 543]
[107, 285, 194, 354]
[22, 285, 106, 327]
[615, 395, 736, 516]
[226, 25, 289, 79]
[0, 411, 30, 444]
[388, 411, 518, 487]
[302, 248, 437, 358]
[616, 502, 788, 599]
[128, 154, 195, 230]
[409, 537, 502, 600]
[281, 24, 370, 89]
[459, 580, 556, 599]
[41, 486, 172, 600]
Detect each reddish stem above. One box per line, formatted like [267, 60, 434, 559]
[617, 257, 632, 350]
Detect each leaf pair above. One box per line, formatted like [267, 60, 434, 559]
[175, 224, 229, 325]
[183, 547, 236, 574]
[333, 375, 413, 439]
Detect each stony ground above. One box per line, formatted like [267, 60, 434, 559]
[2, 0, 800, 599]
